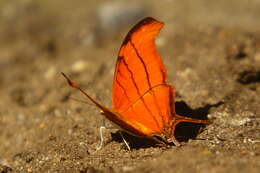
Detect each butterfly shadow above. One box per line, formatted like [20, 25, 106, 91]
[174, 101, 223, 143]
[111, 101, 223, 150]
[111, 131, 159, 149]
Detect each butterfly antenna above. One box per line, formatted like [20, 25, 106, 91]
[61, 72, 109, 112]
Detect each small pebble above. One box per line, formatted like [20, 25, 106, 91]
[71, 60, 88, 73]
[44, 66, 56, 80]
[97, 1, 146, 32]
[254, 52, 260, 62]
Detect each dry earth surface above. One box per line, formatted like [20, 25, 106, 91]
[0, 0, 259, 173]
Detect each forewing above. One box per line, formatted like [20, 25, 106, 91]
[112, 17, 167, 112]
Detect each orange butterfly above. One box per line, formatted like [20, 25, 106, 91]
[62, 17, 210, 149]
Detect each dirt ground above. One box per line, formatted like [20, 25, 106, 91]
[0, 0, 259, 172]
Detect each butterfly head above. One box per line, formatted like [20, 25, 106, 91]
[150, 124, 174, 144]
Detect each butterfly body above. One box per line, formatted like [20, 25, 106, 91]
[62, 17, 210, 147]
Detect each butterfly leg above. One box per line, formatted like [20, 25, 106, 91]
[119, 131, 131, 151]
[167, 115, 211, 147]
[167, 135, 181, 147]
[96, 125, 129, 151]
[96, 126, 107, 151]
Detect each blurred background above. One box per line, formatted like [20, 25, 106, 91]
[0, 0, 259, 81]
[0, 0, 259, 172]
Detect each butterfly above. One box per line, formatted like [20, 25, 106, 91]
[62, 17, 211, 149]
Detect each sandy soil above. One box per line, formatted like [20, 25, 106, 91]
[0, 0, 259, 172]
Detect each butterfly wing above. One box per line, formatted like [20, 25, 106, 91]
[63, 17, 210, 144]
[112, 17, 174, 135]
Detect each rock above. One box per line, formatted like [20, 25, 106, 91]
[95, 1, 146, 45]
[0, 164, 12, 173]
